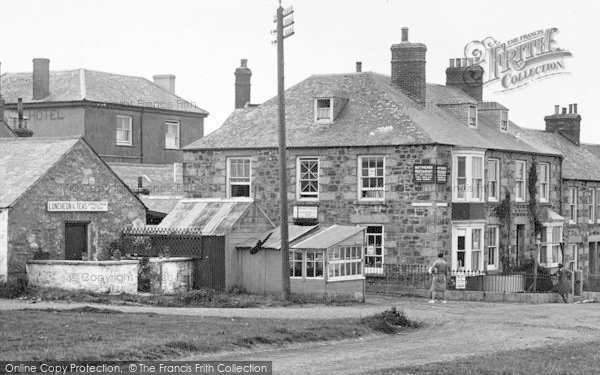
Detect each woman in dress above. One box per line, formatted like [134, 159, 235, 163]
[429, 252, 449, 304]
[556, 263, 573, 303]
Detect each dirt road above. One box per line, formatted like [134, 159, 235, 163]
[191, 298, 600, 374]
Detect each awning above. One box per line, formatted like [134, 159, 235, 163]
[537, 207, 566, 223]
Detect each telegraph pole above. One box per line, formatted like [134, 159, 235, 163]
[273, 1, 294, 300]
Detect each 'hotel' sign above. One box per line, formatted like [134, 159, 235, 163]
[47, 201, 109, 212]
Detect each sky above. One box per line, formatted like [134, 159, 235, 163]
[1, 0, 599, 142]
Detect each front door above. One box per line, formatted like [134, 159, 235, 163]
[589, 242, 598, 274]
[65, 223, 88, 260]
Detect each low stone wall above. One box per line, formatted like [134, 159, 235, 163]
[147, 257, 193, 294]
[26, 260, 139, 294]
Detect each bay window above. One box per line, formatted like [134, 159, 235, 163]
[486, 159, 499, 201]
[452, 224, 485, 272]
[452, 151, 485, 202]
[539, 224, 563, 267]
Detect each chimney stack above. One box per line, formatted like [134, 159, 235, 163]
[390, 27, 427, 104]
[32, 58, 50, 100]
[13, 97, 33, 137]
[153, 74, 176, 94]
[545, 103, 581, 146]
[234, 59, 252, 109]
[356, 61, 362, 73]
[446, 57, 483, 101]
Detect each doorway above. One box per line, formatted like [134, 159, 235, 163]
[589, 242, 598, 274]
[65, 222, 88, 260]
[516, 225, 525, 268]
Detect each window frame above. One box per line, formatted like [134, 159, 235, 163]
[538, 163, 550, 203]
[452, 150, 485, 202]
[364, 225, 384, 275]
[327, 245, 364, 282]
[468, 105, 478, 128]
[568, 187, 577, 225]
[226, 157, 252, 198]
[296, 156, 319, 201]
[515, 160, 527, 202]
[116, 115, 133, 146]
[357, 155, 385, 202]
[165, 120, 181, 150]
[314, 98, 333, 122]
[452, 223, 485, 272]
[539, 223, 563, 267]
[486, 158, 499, 202]
[596, 188, 600, 224]
[486, 226, 499, 270]
[289, 250, 325, 280]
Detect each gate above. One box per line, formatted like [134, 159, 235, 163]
[122, 227, 226, 290]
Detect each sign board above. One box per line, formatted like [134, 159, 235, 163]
[47, 201, 108, 212]
[293, 205, 318, 220]
[366, 246, 375, 256]
[368, 168, 376, 177]
[455, 274, 466, 289]
[435, 165, 448, 184]
[413, 164, 434, 183]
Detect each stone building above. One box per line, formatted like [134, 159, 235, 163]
[182, 29, 563, 274]
[516, 104, 600, 276]
[0, 137, 146, 282]
[0, 58, 208, 164]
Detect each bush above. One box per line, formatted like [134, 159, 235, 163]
[0, 279, 28, 298]
[363, 306, 421, 334]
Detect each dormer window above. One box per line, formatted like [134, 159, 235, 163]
[500, 111, 508, 131]
[468, 105, 477, 128]
[315, 99, 332, 122]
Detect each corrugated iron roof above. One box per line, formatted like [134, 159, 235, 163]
[139, 195, 182, 215]
[291, 225, 365, 250]
[157, 198, 253, 235]
[236, 225, 318, 250]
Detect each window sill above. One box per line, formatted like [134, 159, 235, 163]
[116, 144, 133, 147]
[296, 199, 319, 205]
[165, 148, 180, 150]
[290, 276, 324, 280]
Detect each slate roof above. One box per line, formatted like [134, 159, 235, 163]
[511, 126, 600, 181]
[157, 198, 254, 235]
[185, 72, 557, 156]
[0, 69, 208, 115]
[582, 143, 600, 159]
[108, 162, 183, 197]
[0, 137, 80, 208]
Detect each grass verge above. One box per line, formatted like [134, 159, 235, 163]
[2, 283, 360, 308]
[370, 340, 600, 374]
[0, 307, 417, 361]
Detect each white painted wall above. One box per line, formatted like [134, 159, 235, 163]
[0, 210, 8, 282]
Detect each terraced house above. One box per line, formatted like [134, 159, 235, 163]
[183, 29, 564, 275]
[0, 58, 208, 164]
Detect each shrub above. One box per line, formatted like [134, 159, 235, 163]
[0, 279, 28, 298]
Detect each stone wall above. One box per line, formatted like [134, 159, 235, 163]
[563, 179, 600, 275]
[185, 144, 453, 266]
[485, 151, 562, 269]
[7, 140, 146, 280]
[26, 260, 138, 294]
[147, 257, 192, 294]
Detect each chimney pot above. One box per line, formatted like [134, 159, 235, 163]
[456, 59, 462, 68]
[32, 58, 50, 100]
[137, 176, 143, 189]
[401, 27, 409, 42]
[153, 74, 176, 94]
[569, 104, 573, 114]
[234, 58, 252, 109]
[356, 61, 362, 73]
[554, 105, 559, 114]
[449, 59, 455, 68]
[467, 58, 474, 66]
[562, 107, 567, 114]
[574, 103, 578, 114]
[461, 58, 468, 67]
